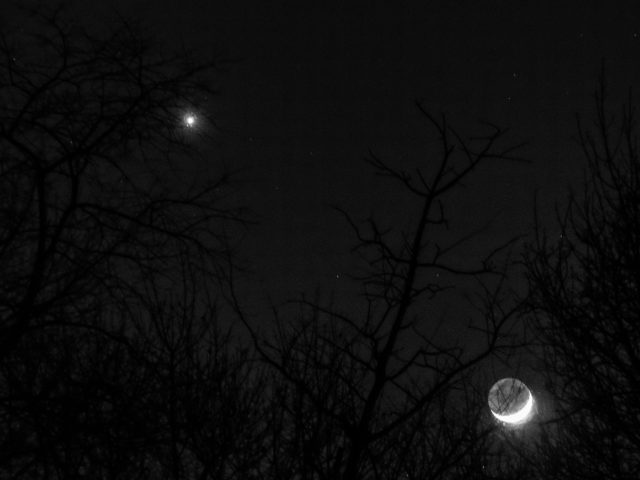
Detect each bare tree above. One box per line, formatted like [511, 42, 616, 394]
[129, 266, 268, 480]
[0, 267, 267, 480]
[0, 5, 255, 479]
[0, 4, 244, 354]
[525, 73, 640, 479]
[234, 104, 526, 479]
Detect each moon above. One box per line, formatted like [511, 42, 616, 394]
[488, 377, 534, 425]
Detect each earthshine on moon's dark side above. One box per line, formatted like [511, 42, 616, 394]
[488, 378, 534, 425]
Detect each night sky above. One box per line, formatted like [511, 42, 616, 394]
[71, 0, 640, 309]
[4, 3, 640, 476]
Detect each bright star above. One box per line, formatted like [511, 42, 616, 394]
[183, 113, 197, 128]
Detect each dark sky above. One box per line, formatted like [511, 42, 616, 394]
[74, 0, 640, 310]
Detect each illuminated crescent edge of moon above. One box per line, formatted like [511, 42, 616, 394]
[491, 390, 534, 424]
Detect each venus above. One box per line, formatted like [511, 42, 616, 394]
[488, 378, 534, 425]
[183, 113, 197, 128]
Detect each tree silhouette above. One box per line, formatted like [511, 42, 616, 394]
[0, 5, 244, 354]
[0, 6, 253, 479]
[525, 73, 640, 479]
[234, 105, 526, 479]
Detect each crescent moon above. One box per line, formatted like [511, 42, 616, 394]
[491, 390, 534, 424]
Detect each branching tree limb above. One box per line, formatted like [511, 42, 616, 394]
[234, 103, 526, 479]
